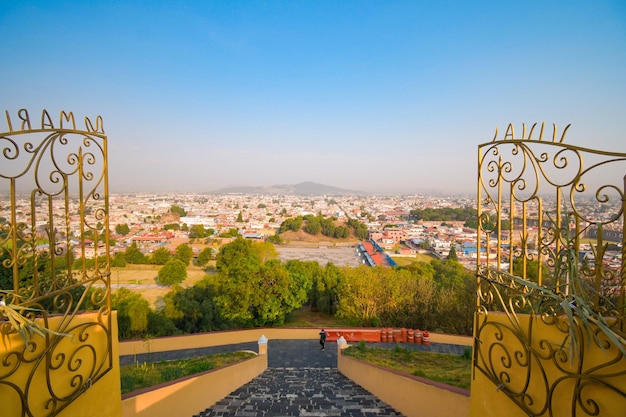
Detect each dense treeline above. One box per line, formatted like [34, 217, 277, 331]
[336, 262, 475, 334]
[1, 237, 476, 340]
[277, 215, 369, 240]
[111, 237, 476, 339]
[409, 207, 477, 228]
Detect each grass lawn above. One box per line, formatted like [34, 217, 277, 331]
[120, 351, 256, 394]
[343, 343, 472, 390]
[391, 253, 438, 266]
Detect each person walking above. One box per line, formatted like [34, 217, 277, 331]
[319, 328, 327, 350]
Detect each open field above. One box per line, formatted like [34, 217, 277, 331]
[391, 252, 438, 266]
[276, 246, 362, 267]
[111, 264, 210, 307]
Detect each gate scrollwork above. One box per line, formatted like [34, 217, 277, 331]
[0, 108, 112, 417]
[475, 122, 626, 417]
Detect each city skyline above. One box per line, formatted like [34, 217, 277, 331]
[1, 1, 625, 195]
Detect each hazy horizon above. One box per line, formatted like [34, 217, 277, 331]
[2, 1, 625, 195]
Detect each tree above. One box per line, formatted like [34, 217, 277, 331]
[196, 247, 214, 267]
[252, 259, 294, 326]
[164, 223, 180, 231]
[347, 218, 369, 240]
[170, 205, 187, 217]
[189, 224, 208, 238]
[0, 250, 43, 291]
[283, 260, 315, 311]
[278, 217, 303, 233]
[151, 246, 172, 265]
[162, 279, 224, 333]
[236, 211, 244, 222]
[146, 311, 180, 337]
[304, 217, 321, 235]
[124, 242, 146, 264]
[425, 258, 476, 334]
[316, 263, 342, 314]
[174, 243, 193, 265]
[157, 259, 188, 285]
[253, 240, 279, 263]
[112, 287, 151, 339]
[320, 217, 335, 237]
[115, 223, 130, 235]
[214, 237, 301, 326]
[334, 226, 350, 239]
[266, 234, 282, 244]
[336, 266, 385, 326]
[447, 245, 458, 261]
[111, 252, 127, 268]
[219, 228, 239, 238]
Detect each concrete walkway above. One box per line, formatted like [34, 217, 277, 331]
[136, 340, 465, 417]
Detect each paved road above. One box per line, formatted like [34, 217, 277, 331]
[119, 340, 468, 368]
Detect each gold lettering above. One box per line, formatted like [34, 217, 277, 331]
[4, 110, 13, 132]
[17, 108, 31, 131]
[504, 123, 514, 140]
[492, 126, 499, 141]
[41, 109, 54, 129]
[552, 123, 557, 142]
[84, 115, 104, 133]
[526, 123, 537, 140]
[559, 124, 571, 143]
[60, 111, 76, 130]
[522, 123, 526, 139]
[539, 122, 545, 141]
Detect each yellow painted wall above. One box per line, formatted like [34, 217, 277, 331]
[1, 311, 122, 417]
[61, 311, 123, 417]
[338, 347, 470, 417]
[121, 353, 267, 417]
[469, 311, 626, 417]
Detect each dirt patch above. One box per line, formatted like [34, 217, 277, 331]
[279, 230, 358, 247]
[284, 307, 345, 327]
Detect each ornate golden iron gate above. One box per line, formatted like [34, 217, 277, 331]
[0, 109, 112, 417]
[474, 123, 626, 416]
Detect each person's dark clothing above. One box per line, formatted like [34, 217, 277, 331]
[319, 329, 327, 350]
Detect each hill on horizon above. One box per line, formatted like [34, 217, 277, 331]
[209, 181, 365, 196]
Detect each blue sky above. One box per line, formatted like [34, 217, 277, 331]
[1, 1, 625, 194]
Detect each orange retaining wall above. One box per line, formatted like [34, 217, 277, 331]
[121, 353, 267, 417]
[338, 349, 470, 417]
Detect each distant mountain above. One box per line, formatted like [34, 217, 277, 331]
[209, 181, 365, 196]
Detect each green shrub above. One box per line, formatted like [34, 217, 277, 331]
[120, 351, 256, 394]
